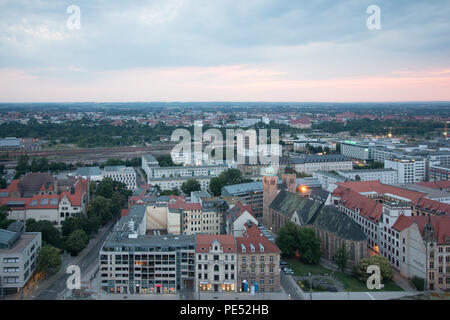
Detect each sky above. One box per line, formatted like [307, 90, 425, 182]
[0, 0, 450, 102]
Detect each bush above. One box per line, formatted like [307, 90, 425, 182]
[411, 276, 425, 291]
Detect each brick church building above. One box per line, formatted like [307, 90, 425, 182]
[262, 166, 368, 265]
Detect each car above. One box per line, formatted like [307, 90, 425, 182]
[280, 261, 288, 266]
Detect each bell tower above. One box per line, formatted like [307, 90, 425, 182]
[263, 166, 278, 228]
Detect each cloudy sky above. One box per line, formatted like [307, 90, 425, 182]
[0, 0, 449, 102]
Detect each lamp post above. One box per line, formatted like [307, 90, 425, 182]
[309, 272, 312, 300]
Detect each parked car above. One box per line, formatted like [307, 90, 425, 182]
[280, 261, 288, 266]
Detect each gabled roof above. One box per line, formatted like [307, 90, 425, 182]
[334, 186, 383, 222]
[195, 234, 236, 253]
[269, 190, 321, 223]
[236, 223, 281, 254]
[311, 205, 367, 241]
[391, 215, 414, 232]
[417, 180, 450, 191]
[414, 215, 450, 245]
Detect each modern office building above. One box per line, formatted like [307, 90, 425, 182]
[429, 165, 450, 181]
[221, 181, 264, 217]
[0, 222, 41, 296]
[340, 141, 373, 160]
[385, 158, 426, 184]
[102, 166, 137, 190]
[99, 205, 196, 294]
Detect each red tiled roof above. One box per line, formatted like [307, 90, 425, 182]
[416, 197, 450, 215]
[391, 215, 414, 232]
[168, 199, 202, 211]
[195, 234, 236, 253]
[336, 180, 426, 203]
[236, 223, 281, 254]
[417, 181, 450, 191]
[334, 186, 383, 222]
[414, 215, 450, 245]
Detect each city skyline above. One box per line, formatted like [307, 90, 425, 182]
[0, 0, 450, 102]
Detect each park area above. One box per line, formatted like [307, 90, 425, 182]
[285, 259, 404, 292]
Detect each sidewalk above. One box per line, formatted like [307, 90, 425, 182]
[6, 220, 114, 300]
[393, 271, 416, 291]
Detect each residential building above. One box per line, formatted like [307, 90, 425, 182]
[195, 234, 237, 293]
[99, 205, 196, 294]
[0, 222, 41, 296]
[236, 222, 281, 293]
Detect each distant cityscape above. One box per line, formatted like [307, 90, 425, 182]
[0, 102, 449, 301]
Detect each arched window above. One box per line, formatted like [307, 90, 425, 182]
[350, 243, 356, 261]
[214, 265, 219, 272]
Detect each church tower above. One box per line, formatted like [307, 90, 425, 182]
[263, 166, 279, 229]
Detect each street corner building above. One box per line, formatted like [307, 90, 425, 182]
[0, 221, 42, 296]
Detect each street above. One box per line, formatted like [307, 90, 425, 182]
[34, 219, 117, 300]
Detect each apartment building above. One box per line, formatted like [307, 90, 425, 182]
[99, 205, 196, 294]
[236, 222, 281, 293]
[147, 164, 228, 180]
[195, 234, 237, 293]
[0, 222, 41, 296]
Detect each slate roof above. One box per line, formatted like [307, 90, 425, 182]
[270, 190, 366, 241]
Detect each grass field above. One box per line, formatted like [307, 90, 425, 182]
[285, 258, 404, 292]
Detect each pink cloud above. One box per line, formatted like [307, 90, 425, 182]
[0, 65, 449, 102]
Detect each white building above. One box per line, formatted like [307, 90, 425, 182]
[195, 235, 238, 293]
[314, 171, 347, 193]
[150, 175, 213, 192]
[291, 155, 353, 175]
[340, 141, 372, 161]
[0, 222, 41, 295]
[385, 158, 426, 184]
[141, 154, 159, 179]
[337, 169, 398, 185]
[102, 166, 137, 190]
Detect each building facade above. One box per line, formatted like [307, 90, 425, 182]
[195, 235, 238, 293]
[0, 222, 41, 296]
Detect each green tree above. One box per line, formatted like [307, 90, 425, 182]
[96, 178, 114, 198]
[0, 177, 7, 189]
[66, 229, 89, 256]
[352, 255, 394, 283]
[275, 222, 300, 258]
[209, 169, 252, 196]
[335, 244, 349, 272]
[181, 179, 201, 195]
[297, 228, 321, 264]
[37, 245, 62, 274]
[88, 196, 115, 226]
[26, 219, 64, 249]
[0, 205, 9, 221]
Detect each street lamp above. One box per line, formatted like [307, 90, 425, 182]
[309, 272, 312, 301]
